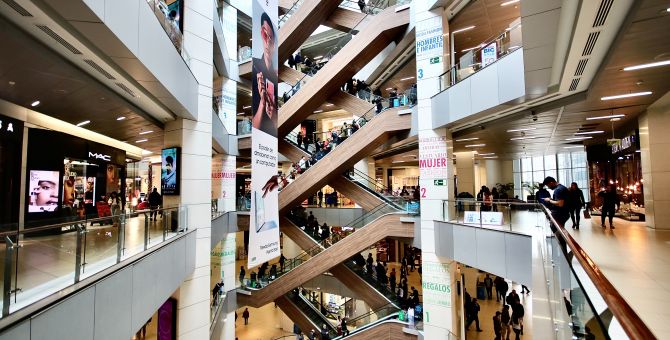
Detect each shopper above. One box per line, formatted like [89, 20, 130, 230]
[494, 276, 508, 303]
[536, 183, 551, 207]
[358, 0, 366, 13]
[491, 187, 500, 211]
[239, 266, 246, 285]
[389, 268, 397, 292]
[320, 324, 330, 340]
[598, 184, 620, 229]
[484, 274, 494, 300]
[242, 308, 250, 325]
[148, 187, 162, 221]
[542, 176, 571, 227]
[493, 311, 502, 340]
[108, 191, 121, 225]
[466, 298, 482, 332]
[569, 182, 586, 229]
[317, 190, 323, 207]
[279, 254, 286, 272]
[501, 305, 511, 340]
[341, 317, 349, 336]
[511, 300, 525, 335]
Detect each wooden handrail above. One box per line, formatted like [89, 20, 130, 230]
[542, 206, 656, 339]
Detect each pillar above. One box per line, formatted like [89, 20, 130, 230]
[169, 1, 214, 338]
[455, 151, 475, 195]
[414, 2, 459, 337]
[638, 91, 670, 229]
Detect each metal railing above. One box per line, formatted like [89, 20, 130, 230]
[540, 205, 655, 339]
[278, 0, 304, 28]
[146, 0, 183, 52]
[438, 20, 522, 92]
[0, 206, 188, 318]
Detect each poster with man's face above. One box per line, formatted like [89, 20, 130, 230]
[28, 170, 60, 212]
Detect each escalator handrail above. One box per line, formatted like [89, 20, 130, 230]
[287, 291, 338, 334]
[541, 205, 655, 339]
[278, 0, 303, 27]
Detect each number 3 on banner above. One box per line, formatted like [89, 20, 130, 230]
[417, 69, 424, 79]
[421, 188, 427, 198]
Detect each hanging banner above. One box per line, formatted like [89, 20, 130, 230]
[480, 42, 497, 67]
[220, 78, 237, 134]
[248, 0, 279, 269]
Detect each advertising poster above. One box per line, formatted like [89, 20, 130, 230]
[211, 155, 236, 212]
[481, 42, 497, 67]
[28, 170, 60, 212]
[248, 0, 279, 269]
[220, 78, 237, 134]
[161, 147, 180, 195]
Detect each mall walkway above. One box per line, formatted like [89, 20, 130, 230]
[567, 216, 670, 337]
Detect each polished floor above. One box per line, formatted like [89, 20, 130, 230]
[235, 303, 294, 340]
[566, 216, 670, 338]
[0, 214, 177, 315]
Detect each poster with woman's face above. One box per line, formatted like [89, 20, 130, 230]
[106, 164, 119, 194]
[28, 170, 60, 212]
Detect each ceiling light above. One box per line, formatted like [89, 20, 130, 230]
[31, 100, 40, 107]
[243, 105, 251, 109]
[667, 7, 670, 12]
[117, 116, 126, 121]
[385, 88, 393, 91]
[510, 136, 538, 141]
[141, 150, 153, 156]
[506, 128, 536, 133]
[452, 26, 475, 34]
[392, 160, 405, 163]
[461, 46, 480, 52]
[313, 110, 323, 113]
[139, 130, 153, 135]
[326, 104, 334, 107]
[563, 145, 583, 149]
[76, 120, 91, 127]
[586, 114, 625, 120]
[314, 56, 323, 60]
[623, 60, 670, 71]
[482, 156, 499, 159]
[565, 137, 592, 141]
[601, 91, 652, 101]
[136, 139, 148, 143]
[465, 144, 485, 147]
[477, 153, 495, 156]
[611, 117, 621, 121]
[500, 0, 520, 6]
[574, 130, 604, 135]
[400, 77, 415, 81]
[237, 112, 245, 115]
[455, 137, 479, 142]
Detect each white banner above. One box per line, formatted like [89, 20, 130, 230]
[248, 0, 279, 269]
[463, 211, 504, 225]
[221, 2, 238, 61]
[219, 78, 237, 134]
[212, 155, 236, 212]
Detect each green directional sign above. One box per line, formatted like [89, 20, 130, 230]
[429, 56, 441, 64]
[434, 179, 446, 186]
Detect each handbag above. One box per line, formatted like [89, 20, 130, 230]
[583, 209, 591, 219]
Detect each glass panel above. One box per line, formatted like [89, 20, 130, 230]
[544, 155, 556, 170]
[558, 169, 571, 185]
[522, 171, 533, 185]
[513, 159, 521, 172]
[572, 152, 587, 168]
[513, 173, 521, 190]
[533, 156, 544, 171]
[533, 171, 545, 184]
[521, 158, 532, 172]
[558, 153, 571, 168]
[544, 170, 557, 183]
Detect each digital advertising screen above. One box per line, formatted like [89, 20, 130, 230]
[28, 170, 60, 212]
[161, 147, 180, 195]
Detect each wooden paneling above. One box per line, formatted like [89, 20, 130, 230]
[279, 108, 411, 212]
[239, 60, 251, 78]
[238, 135, 251, 151]
[278, 0, 294, 11]
[328, 91, 375, 116]
[347, 321, 417, 340]
[279, 64, 308, 84]
[324, 7, 367, 32]
[279, 0, 343, 63]
[237, 214, 414, 307]
[278, 7, 410, 137]
[278, 138, 310, 161]
[238, 213, 249, 231]
[275, 295, 321, 335]
[329, 176, 385, 212]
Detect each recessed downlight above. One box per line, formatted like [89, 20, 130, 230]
[76, 120, 90, 127]
[601, 91, 652, 101]
[117, 116, 126, 121]
[31, 100, 40, 107]
[136, 139, 148, 143]
[139, 130, 153, 135]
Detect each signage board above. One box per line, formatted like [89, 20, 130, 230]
[481, 43, 497, 67]
[463, 211, 504, 226]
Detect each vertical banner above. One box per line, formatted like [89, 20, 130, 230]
[220, 78, 237, 134]
[248, 0, 279, 269]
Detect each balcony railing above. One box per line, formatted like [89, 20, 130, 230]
[146, 0, 183, 52]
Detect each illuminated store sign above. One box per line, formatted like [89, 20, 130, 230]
[611, 133, 637, 154]
[88, 152, 111, 161]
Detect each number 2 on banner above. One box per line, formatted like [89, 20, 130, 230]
[421, 188, 427, 198]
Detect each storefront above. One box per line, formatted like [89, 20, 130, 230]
[24, 128, 126, 229]
[0, 113, 24, 230]
[587, 130, 645, 221]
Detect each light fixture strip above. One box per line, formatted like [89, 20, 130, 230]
[585, 114, 625, 121]
[623, 60, 670, 71]
[600, 91, 652, 101]
[574, 130, 604, 135]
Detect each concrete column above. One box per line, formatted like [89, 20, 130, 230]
[455, 152, 475, 195]
[414, 3, 459, 338]
[638, 92, 670, 229]
[168, 1, 214, 338]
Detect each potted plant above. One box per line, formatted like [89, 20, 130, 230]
[495, 182, 514, 199]
[522, 182, 540, 202]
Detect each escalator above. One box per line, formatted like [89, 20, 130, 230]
[279, 105, 411, 212]
[278, 5, 410, 137]
[276, 289, 338, 338]
[236, 210, 413, 308]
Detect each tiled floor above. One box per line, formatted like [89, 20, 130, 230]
[566, 216, 670, 338]
[235, 303, 294, 340]
[0, 214, 177, 315]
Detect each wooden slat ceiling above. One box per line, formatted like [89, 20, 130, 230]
[449, 0, 521, 62]
[451, 0, 670, 159]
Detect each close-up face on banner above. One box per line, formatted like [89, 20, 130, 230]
[248, 0, 279, 270]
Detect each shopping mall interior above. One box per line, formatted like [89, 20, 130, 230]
[0, 0, 668, 339]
